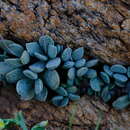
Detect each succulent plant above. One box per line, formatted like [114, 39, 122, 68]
[0, 35, 130, 109]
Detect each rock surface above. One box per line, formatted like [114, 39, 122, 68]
[0, 0, 130, 65]
[0, 87, 130, 130]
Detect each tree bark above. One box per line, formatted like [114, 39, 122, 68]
[0, 0, 130, 129]
[0, 0, 130, 65]
[0, 87, 130, 130]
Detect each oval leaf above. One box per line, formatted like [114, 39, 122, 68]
[43, 70, 60, 90]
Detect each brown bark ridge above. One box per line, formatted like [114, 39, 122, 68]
[0, 0, 130, 65]
[0, 0, 130, 130]
[0, 87, 130, 130]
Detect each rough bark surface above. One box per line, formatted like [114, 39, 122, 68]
[0, 0, 130, 129]
[0, 0, 130, 65]
[0, 87, 130, 130]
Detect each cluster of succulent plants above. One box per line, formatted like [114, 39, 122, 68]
[0, 35, 130, 109]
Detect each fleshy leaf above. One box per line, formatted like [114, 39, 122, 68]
[67, 79, 74, 86]
[112, 95, 130, 110]
[0, 54, 8, 61]
[63, 61, 75, 69]
[127, 67, 130, 78]
[69, 93, 80, 101]
[84, 69, 97, 79]
[46, 57, 61, 70]
[56, 44, 62, 54]
[86, 59, 99, 67]
[23, 69, 38, 80]
[48, 45, 57, 58]
[29, 61, 45, 73]
[31, 121, 48, 130]
[66, 86, 78, 94]
[75, 58, 86, 68]
[76, 67, 88, 77]
[16, 79, 34, 100]
[100, 72, 110, 84]
[52, 96, 69, 107]
[61, 48, 72, 61]
[55, 87, 68, 96]
[35, 87, 48, 101]
[4, 58, 23, 68]
[51, 96, 63, 106]
[6, 68, 24, 83]
[87, 87, 94, 96]
[34, 52, 48, 61]
[0, 40, 15, 54]
[103, 65, 113, 77]
[60, 97, 69, 107]
[20, 89, 35, 101]
[43, 70, 60, 90]
[67, 67, 76, 80]
[20, 50, 30, 65]
[26, 42, 43, 56]
[113, 74, 128, 82]
[8, 43, 24, 57]
[90, 78, 101, 92]
[111, 64, 127, 74]
[101, 87, 111, 102]
[39, 35, 54, 53]
[35, 79, 43, 94]
[72, 47, 84, 61]
[115, 80, 125, 87]
[0, 62, 15, 75]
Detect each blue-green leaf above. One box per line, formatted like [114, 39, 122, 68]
[35, 79, 43, 94]
[63, 61, 75, 69]
[29, 62, 45, 73]
[69, 93, 80, 101]
[35, 87, 48, 101]
[16, 79, 34, 100]
[103, 65, 113, 77]
[26, 42, 43, 56]
[115, 80, 126, 87]
[67, 79, 74, 86]
[100, 72, 110, 84]
[52, 96, 69, 107]
[86, 59, 99, 67]
[90, 78, 101, 92]
[72, 47, 84, 61]
[6, 68, 24, 83]
[75, 58, 86, 68]
[34, 52, 48, 61]
[0, 40, 18, 55]
[23, 69, 38, 80]
[61, 48, 72, 61]
[111, 64, 127, 74]
[76, 67, 88, 77]
[67, 67, 76, 80]
[4, 58, 23, 68]
[46, 57, 61, 70]
[0, 62, 15, 75]
[39, 35, 54, 53]
[48, 45, 57, 58]
[55, 87, 68, 96]
[66, 86, 78, 94]
[84, 69, 97, 79]
[112, 95, 130, 110]
[101, 87, 111, 102]
[113, 74, 128, 82]
[8, 43, 24, 57]
[127, 67, 130, 78]
[20, 50, 30, 65]
[43, 70, 60, 90]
